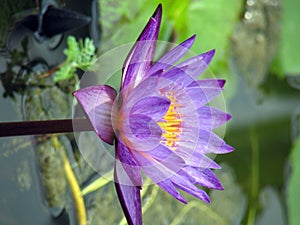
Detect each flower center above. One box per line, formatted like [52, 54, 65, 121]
[157, 93, 182, 150]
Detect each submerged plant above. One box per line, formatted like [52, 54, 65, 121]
[55, 36, 97, 82]
[74, 4, 233, 225]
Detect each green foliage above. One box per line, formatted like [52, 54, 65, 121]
[0, 38, 30, 98]
[280, 0, 300, 75]
[287, 135, 300, 225]
[54, 36, 97, 82]
[99, 0, 242, 99]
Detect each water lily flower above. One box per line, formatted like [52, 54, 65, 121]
[73, 4, 233, 225]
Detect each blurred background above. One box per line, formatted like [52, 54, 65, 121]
[0, 0, 300, 224]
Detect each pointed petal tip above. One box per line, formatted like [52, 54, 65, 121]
[181, 199, 188, 204]
[152, 4, 162, 23]
[181, 35, 196, 48]
[210, 175, 225, 190]
[226, 113, 232, 121]
[217, 79, 226, 88]
[72, 90, 78, 97]
[175, 193, 188, 204]
[203, 195, 211, 204]
[209, 181, 224, 191]
[227, 145, 235, 152]
[186, 34, 196, 42]
[203, 49, 216, 63]
[219, 144, 235, 154]
[218, 184, 225, 191]
[155, 4, 163, 15]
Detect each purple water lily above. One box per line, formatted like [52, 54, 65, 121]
[73, 4, 233, 225]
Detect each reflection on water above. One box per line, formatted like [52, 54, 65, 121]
[0, 1, 101, 224]
[0, 136, 68, 225]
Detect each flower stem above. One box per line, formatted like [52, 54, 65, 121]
[0, 118, 92, 137]
[57, 137, 87, 225]
[247, 126, 260, 225]
[170, 201, 225, 225]
[81, 170, 113, 196]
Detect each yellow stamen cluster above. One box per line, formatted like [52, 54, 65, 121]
[158, 93, 182, 150]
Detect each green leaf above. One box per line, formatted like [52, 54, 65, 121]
[187, 0, 243, 79]
[280, 0, 300, 75]
[64, 36, 80, 62]
[54, 36, 97, 82]
[287, 135, 300, 225]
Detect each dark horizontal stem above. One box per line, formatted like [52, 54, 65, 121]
[0, 118, 93, 137]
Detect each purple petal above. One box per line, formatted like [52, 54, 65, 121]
[183, 79, 226, 107]
[197, 130, 234, 154]
[156, 50, 215, 88]
[148, 35, 196, 75]
[157, 179, 187, 204]
[116, 139, 142, 186]
[130, 96, 170, 120]
[121, 4, 162, 90]
[73, 85, 117, 145]
[183, 150, 221, 169]
[114, 174, 142, 225]
[146, 144, 185, 172]
[124, 72, 162, 105]
[174, 49, 215, 79]
[120, 113, 162, 152]
[171, 174, 211, 203]
[129, 114, 162, 140]
[131, 146, 181, 183]
[180, 167, 223, 190]
[197, 106, 231, 130]
[161, 67, 196, 88]
[188, 79, 225, 89]
[114, 140, 142, 225]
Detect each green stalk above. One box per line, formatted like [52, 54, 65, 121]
[247, 126, 260, 225]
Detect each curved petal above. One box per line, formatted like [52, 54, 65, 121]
[120, 113, 162, 152]
[187, 79, 225, 89]
[73, 85, 117, 144]
[124, 71, 163, 105]
[161, 67, 196, 88]
[181, 167, 223, 190]
[197, 130, 234, 154]
[183, 79, 226, 108]
[121, 4, 162, 90]
[171, 174, 211, 203]
[197, 106, 231, 130]
[174, 49, 215, 79]
[178, 148, 221, 169]
[145, 144, 185, 171]
[130, 96, 170, 120]
[129, 114, 162, 140]
[157, 179, 187, 204]
[116, 139, 142, 186]
[114, 140, 142, 225]
[148, 35, 196, 75]
[131, 145, 183, 183]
